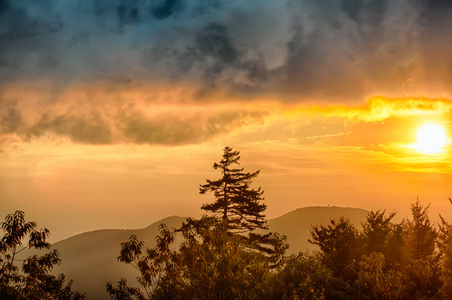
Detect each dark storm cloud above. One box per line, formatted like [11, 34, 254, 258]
[151, 0, 185, 20]
[1, 0, 452, 146]
[0, 107, 22, 134]
[121, 109, 267, 145]
[196, 23, 237, 65]
[0, 97, 268, 146]
[28, 113, 113, 144]
[2, 0, 449, 98]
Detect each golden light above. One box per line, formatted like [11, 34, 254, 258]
[413, 123, 449, 155]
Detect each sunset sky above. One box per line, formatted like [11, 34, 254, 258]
[1, 0, 452, 242]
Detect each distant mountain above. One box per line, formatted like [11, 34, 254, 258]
[49, 206, 368, 299]
[50, 216, 186, 300]
[267, 206, 368, 254]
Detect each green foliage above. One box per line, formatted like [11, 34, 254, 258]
[114, 216, 284, 299]
[111, 147, 452, 300]
[438, 203, 452, 299]
[200, 146, 266, 232]
[406, 201, 437, 261]
[178, 216, 288, 299]
[309, 216, 359, 279]
[308, 203, 447, 300]
[269, 253, 332, 300]
[361, 210, 396, 254]
[114, 225, 181, 300]
[106, 278, 143, 300]
[199, 146, 289, 260]
[403, 201, 441, 299]
[439, 241, 452, 298]
[355, 252, 405, 299]
[199, 147, 288, 263]
[0, 210, 85, 300]
[112, 147, 288, 299]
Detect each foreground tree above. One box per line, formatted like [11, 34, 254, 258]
[112, 147, 450, 299]
[308, 201, 447, 300]
[200, 146, 287, 262]
[360, 210, 396, 255]
[111, 147, 287, 299]
[355, 251, 405, 299]
[355, 210, 406, 299]
[310, 216, 359, 280]
[177, 216, 281, 299]
[112, 225, 182, 300]
[268, 253, 333, 299]
[106, 278, 143, 300]
[0, 210, 85, 299]
[403, 201, 441, 299]
[200, 146, 266, 232]
[438, 199, 452, 298]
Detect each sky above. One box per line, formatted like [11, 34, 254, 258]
[1, 0, 452, 242]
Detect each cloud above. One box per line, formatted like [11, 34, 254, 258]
[27, 113, 113, 144]
[1, 1, 452, 148]
[1, 83, 451, 147]
[120, 108, 267, 145]
[0, 107, 22, 134]
[306, 131, 353, 141]
[0, 83, 269, 146]
[1, 0, 450, 100]
[287, 97, 452, 123]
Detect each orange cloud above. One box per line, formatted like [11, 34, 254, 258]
[285, 97, 452, 123]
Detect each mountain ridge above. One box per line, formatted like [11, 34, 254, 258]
[48, 206, 369, 299]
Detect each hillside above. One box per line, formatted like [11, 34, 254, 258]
[50, 216, 186, 299]
[49, 206, 368, 299]
[268, 206, 368, 254]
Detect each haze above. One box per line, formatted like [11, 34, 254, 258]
[1, 0, 452, 242]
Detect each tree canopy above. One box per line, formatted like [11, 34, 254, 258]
[0, 210, 85, 300]
[110, 147, 287, 299]
[200, 146, 267, 233]
[109, 147, 452, 300]
[5, 148, 452, 299]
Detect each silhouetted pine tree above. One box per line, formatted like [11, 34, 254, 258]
[309, 217, 359, 281]
[200, 146, 266, 232]
[200, 146, 287, 261]
[403, 201, 441, 299]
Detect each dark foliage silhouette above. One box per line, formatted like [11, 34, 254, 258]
[110, 147, 287, 299]
[0, 210, 85, 300]
[110, 147, 452, 300]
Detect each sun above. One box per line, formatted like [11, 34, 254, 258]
[413, 123, 449, 155]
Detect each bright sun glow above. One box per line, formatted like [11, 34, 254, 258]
[413, 123, 448, 155]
